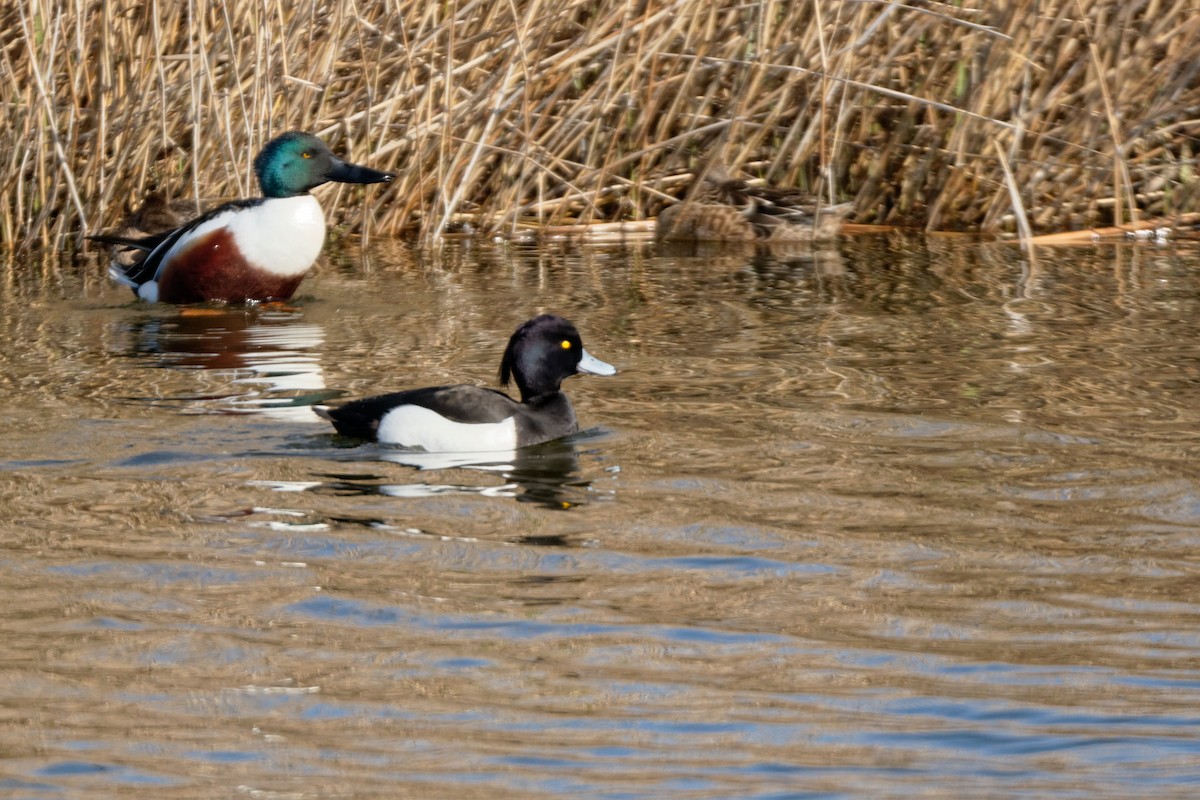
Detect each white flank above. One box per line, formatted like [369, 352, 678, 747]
[376, 404, 518, 452]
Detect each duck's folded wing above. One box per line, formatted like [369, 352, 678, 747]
[91, 198, 262, 288]
[317, 385, 518, 439]
[405, 385, 519, 423]
[87, 230, 176, 251]
[89, 228, 185, 288]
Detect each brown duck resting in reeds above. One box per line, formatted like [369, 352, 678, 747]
[104, 191, 200, 269]
[656, 164, 853, 243]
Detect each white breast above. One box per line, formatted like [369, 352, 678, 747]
[377, 404, 519, 452]
[225, 195, 326, 277]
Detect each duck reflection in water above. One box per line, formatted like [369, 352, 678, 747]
[120, 307, 334, 419]
[312, 434, 612, 511]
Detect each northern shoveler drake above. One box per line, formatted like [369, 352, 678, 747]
[656, 163, 853, 243]
[91, 132, 394, 303]
[314, 315, 617, 452]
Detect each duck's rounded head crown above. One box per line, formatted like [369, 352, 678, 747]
[499, 314, 592, 400]
[254, 131, 394, 198]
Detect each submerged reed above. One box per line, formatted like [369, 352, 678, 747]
[2, 0, 1198, 248]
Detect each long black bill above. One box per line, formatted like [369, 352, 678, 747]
[327, 158, 395, 185]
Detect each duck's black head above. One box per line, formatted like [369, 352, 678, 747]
[499, 314, 616, 401]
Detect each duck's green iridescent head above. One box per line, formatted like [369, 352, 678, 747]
[254, 132, 394, 198]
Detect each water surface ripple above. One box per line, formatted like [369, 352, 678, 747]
[3, 238, 1200, 797]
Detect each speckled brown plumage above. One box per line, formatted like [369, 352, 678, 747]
[656, 165, 852, 243]
[106, 192, 199, 268]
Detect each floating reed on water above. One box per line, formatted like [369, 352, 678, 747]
[3, 0, 1198, 248]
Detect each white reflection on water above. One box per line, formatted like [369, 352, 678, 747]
[283, 433, 613, 509]
[116, 307, 332, 420]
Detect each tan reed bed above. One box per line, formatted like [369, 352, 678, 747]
[2, 0, 1198, 250]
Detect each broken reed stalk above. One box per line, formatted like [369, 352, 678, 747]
[1, 0, 1198, 250]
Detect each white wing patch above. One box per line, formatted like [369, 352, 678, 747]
[377, 404, 519, 452]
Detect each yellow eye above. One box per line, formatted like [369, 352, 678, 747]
[561, 340, 572, 350]
[302, 152, 313, 159]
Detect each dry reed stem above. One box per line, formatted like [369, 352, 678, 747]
[1, 0, 1198, 249]
[994, 142, 1033, 249]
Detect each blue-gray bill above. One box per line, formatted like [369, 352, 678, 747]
[578, 349, 617, 377]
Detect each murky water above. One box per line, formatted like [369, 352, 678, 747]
[4, 235, 1200, 798]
